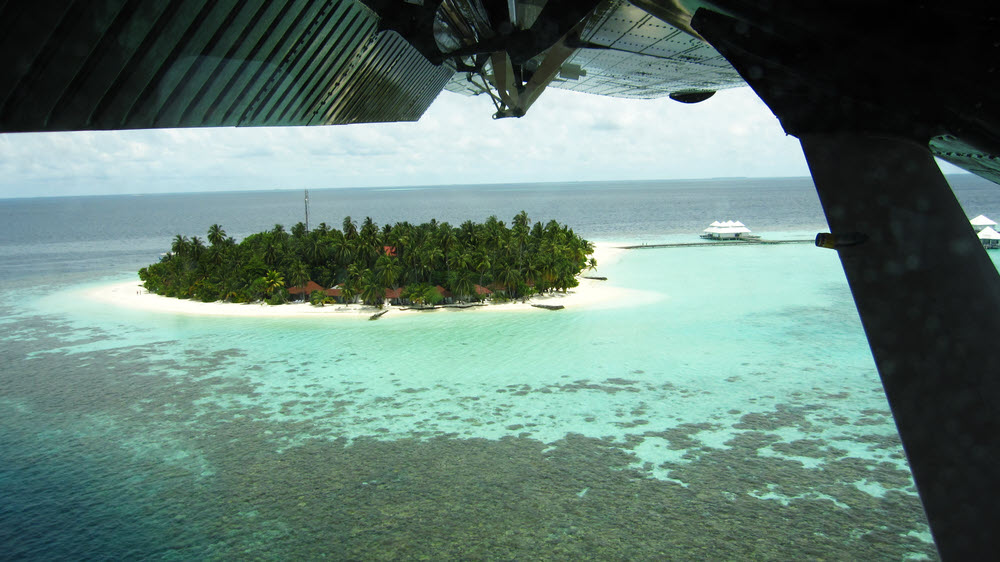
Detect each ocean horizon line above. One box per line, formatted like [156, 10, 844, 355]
[2, 175, 819, 201]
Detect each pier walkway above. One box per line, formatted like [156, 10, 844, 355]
[620, 239, 814, 249]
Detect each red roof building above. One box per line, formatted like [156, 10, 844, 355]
[288, 280, 324, 295]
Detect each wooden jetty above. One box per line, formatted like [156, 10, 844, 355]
[620, 239, 813, 249]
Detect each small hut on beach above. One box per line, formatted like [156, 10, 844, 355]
[288, 280, 324, 301]
[433, 285, 453, 304]
[385, 287, 403, 305]
[322, 286, 348, 304]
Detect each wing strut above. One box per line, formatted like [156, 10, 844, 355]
[693, 7, 1000, 559]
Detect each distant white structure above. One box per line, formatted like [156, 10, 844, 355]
[970, 215, 997, 232]
[701, 220, 755, 240]
[978, 226, 1000, 249]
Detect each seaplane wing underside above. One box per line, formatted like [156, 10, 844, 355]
[2, 1, 997, 184]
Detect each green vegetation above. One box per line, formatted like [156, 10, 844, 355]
[138, 212, 594, 308]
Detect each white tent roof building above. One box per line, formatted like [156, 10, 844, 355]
[701, 220, 754, 240]
[978, 226, 1000, 249]
[970, 215, 997, 232]
[979, 226, 1000, 239]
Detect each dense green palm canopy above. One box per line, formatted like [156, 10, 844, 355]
[139, 212, 594, 305]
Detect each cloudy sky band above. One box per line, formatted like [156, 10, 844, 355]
[0, 87, 963, 198]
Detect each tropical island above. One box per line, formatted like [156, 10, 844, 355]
[138, 212, 597, 309]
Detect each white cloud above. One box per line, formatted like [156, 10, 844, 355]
[1, 86, 817, 197]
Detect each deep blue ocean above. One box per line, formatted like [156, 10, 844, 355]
[0, 176, 837, 285]
[2, 175, 999, 560]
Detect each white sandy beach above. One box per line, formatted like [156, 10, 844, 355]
[84, 242, 659, 318]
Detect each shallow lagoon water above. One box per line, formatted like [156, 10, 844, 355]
[8, 177, 998, 559]
[3, 231, 940, 559]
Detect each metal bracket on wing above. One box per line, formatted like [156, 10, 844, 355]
[450, 54, 508, 115]
[429, 0, 602, 118]
[467, 24, 588, 119]
[445, 24, 588, 118]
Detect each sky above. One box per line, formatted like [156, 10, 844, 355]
[0, 86, 965, 198]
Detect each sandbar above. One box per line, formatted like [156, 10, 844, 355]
[83, 242, 659, 318]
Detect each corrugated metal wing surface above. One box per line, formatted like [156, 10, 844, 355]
[0, 0, 453, 133]
[313, 30, 455, 125]
[551, 0, 741, 98]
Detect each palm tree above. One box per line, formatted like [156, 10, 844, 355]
[512, 210, 530, 230]
[496, 266, 521, 297]
[534, 254, 554, 291]
[171, 234, 189, 257]
[423, 284, 443, 306]
[439, 223, 458, 254]
[459, 220, 477, 246]
[263, 270, 285, 301]
[360, 216, 377, 240]
[414, 247, 438, 283]
[309, 290, 326, 306]
[329, 232, 351, 265]
[207, 224, 226, 246]
[189, 236, 205, 265]
[449, 269, 476, 302]
[449, 249, 471, 273]
[359, 271, 384, 308]
[375, 254, 401, 289]
[342, 216, 357, 240]
[524, 260, 543, 289]
[511, 210, 530, 266]
[483, 215, 504, 252]
[474, 251, 491, 286]
[340, 281, 357, 304]
[530, 221, 544, 241]
[306, 236, 327, 266]
[424, 245, 444, 275]
[288, 261, 310, 300]
[347, 262, 364, 281]
[403, 283, 441, 307]
[206, 245, 225, 267]
[357, 235, 381, 266]
[263, 241, 280, 266]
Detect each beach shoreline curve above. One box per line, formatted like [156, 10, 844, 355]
[83, 243, 658, 318]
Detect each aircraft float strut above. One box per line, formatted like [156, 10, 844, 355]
[694, 7, 1000, 559]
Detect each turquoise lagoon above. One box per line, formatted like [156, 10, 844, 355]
[3, 233, 941, 559]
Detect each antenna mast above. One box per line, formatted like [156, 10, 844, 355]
[304, 189, 310, 232]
